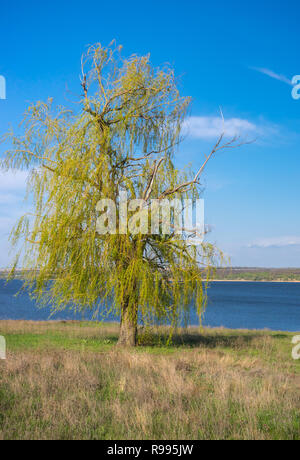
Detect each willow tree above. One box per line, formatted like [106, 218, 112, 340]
[2, 42, 239, 346]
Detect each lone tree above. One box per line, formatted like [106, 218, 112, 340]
[2, 42, 241, 346]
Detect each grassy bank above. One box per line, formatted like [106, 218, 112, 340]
[0, 320, 299, 440]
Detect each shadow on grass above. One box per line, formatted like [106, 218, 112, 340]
[138, 331, 266, 349]
[102, 335, 119, 344]
[172, 333, 262, 348]
[272, 334, 288, 340]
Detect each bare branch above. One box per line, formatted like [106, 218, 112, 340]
[158, 131, 249, 200]
[143, 158, 165, 201]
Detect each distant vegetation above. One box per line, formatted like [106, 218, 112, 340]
[2, 267, 300, 282]
[214, 268, 300, 282]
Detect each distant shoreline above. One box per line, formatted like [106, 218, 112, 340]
[212, 279, 300, 283]
[1, 276, 300, 283]
[1, 268, 300, 284]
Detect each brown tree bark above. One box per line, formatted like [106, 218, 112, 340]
[117, 301, 138, 347]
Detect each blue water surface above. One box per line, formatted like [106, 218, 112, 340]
[0, 280, 299, 332]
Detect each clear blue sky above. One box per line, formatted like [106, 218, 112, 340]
[0, 0, 299, 267]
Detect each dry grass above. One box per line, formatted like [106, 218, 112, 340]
[0, 321, 299, 440]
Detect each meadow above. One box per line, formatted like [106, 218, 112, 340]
[0, 320, 299, 440]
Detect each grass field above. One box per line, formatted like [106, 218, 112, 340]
[0, 320, 299, 440]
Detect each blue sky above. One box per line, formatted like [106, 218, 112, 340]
[0, 0, 299, 267]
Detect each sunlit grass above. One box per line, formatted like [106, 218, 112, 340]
[0, 320, 299, 440]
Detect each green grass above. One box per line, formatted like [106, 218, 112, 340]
[0, 320, 299, 440]
[3, 321, 299, 370]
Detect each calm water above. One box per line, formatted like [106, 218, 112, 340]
[0, 280, 299, 331]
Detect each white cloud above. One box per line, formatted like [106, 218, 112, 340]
[0, 170, 28, 191]
[250, 67, 292, 86]
[225, 243, 300, 268]
[249, 236, 300, 248]
[183, 116, 260, 140]
[182, 115, 283, 145]
[0, 217, 15, 231]
[0, 171, 31, 247]
[0, 193, 25, 205]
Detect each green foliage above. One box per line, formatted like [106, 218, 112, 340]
[2, 42, 223, 334]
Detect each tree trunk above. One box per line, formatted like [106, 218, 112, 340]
[117, 301, 138, 347]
